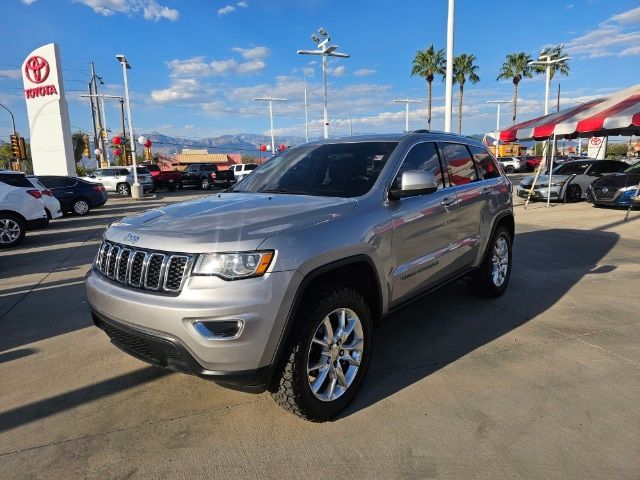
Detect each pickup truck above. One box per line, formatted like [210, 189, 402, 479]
[86, 132, 515, 421]
[141, 163, 182, 192]
[179, 163, 236, 190]
[229, 163, 258, 182]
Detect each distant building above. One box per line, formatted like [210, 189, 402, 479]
[173, 149, 240, 170]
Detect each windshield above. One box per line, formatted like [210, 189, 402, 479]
[136, 167, 150, 174]
[232, 141, 398, 197]
[624, 163, 640, 174]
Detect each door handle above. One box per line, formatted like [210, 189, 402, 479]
[481, 186, 492, 194]
[441, 197, 456, 207]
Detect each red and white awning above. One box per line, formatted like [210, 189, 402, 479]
[498, 84, 640, 142]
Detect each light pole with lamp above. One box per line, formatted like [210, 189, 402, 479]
[303, 72, 309, 143]
[329, 87, 353, 136]
[0, 103, 17, 136]
[444, 0, 455, 132]
[393, 99, 421, 133]
[116, 54, 142, 199]
[487, 100, 509, 158]
[253, 97, 287, 154]
[297, 28, 350, 140]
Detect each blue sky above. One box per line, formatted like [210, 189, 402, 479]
[2, 0, 640, 142]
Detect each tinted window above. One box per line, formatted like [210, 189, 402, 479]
[245, 164, 257, 171]
[0, 173, 32, 187]
[145, 164, 159, 172]
[119, 169, 130, 175]
[100, 169, 117, 177]
[234, 141, 398, 198]
[589, 161, 628, 174]
[38, 176, 76, 188]
[441, 143, 478, 185]
[393, 142, 445, 190]
[554, 162, 590, 175]
[92, 169, 103, 176]
[135, 167, 150, 174]
[469, 145, 501, 180]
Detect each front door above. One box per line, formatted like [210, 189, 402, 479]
[389, 141, 458, 305]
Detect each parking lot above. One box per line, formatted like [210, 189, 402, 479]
[1, 185, 639, 479]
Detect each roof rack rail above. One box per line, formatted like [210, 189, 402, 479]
[411, 129, 430, 133]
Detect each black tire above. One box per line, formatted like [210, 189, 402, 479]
[117, 183, 131, 196]
[176, 182, 183, 190]
[72, 198, 91, 216]
[45, 209, 52, 220]
[470, 226, 513, 298]
[564, 184, 582, 203]
[0, 213, 26, 249]
[200, 178, 210, 190]
[505, 165, 516, 174]
[270, 283, 372, 422]
[167, 184, 177, 192]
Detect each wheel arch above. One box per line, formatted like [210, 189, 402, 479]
[0, 210, 27, 224]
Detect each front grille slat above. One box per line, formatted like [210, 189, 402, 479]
[94, 241, 192, 295]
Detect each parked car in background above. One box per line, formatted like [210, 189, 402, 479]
[523, 156, 543, 171]
[0, 170, 49, 248]
[37, 176, 108, 215]
[140, 163, 182, 192]
[82, 167, 154, 195]
[517, 159, 629, 202]
[229, 163, 258, 182]
[587, 162, 640, 208]
[179, 163, 236, 190]
[498, 156, 524, 174]
[26, 176, 63, 220]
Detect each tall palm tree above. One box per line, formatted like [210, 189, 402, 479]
[411, 45, 446, 130]
[533, 45, 570, 81]
[452, 53, 480, 134]
[497, 52, 533, 124]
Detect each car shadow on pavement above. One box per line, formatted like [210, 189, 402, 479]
[341, 228, 620, 419]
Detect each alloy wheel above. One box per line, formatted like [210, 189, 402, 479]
[491, 236, 509, 287]
[0, 218, 21, 244]
[306, 308, 364, 402]
[74, 200, 89, 215]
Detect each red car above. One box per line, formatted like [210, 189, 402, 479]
[141, 163, 182, 191]
[523, 156, 543, 171]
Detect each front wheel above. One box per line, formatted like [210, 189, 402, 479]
[470, 226, 513, 297]
[72, 199, 90, 216]
[505, 165, 516, 174]
[564, 184, 582, 203]
[270, 284, 372, 422]
[200, 178, 210, 190]
[117, 183, 131, 196]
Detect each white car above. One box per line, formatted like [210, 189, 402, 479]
[82, 166, 154, 196]
[498, 157, 525, 174]
[27, 175, 63, 220]
[229, 163, 258, 182]
[0, 170, 49, 248]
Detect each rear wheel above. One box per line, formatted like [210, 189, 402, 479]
[0, 213, 26, 249]
[200, 178, 210, 190]
[72, 199, 90, 216]
[117, 183, 131, 196]
[505, 165, 516, 174]
[564, 184, 582, 203]
[271, 283, 372, 422]
[470, 226, 512, 297]
[167, 184, 177, 192]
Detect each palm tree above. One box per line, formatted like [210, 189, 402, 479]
[533, 45, 570, 81]
[452, 53, 480, 134]
[497, 52, 533, 124]
[411, 45, 446, 130]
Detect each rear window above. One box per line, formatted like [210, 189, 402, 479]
[0, 173, 32, 188]
[144, 164, 160, 172]
[441, 143, 479, 186]
[136, 167, 150, 174]
[245, 164, 257, 171]
[468, 145, 501, 180]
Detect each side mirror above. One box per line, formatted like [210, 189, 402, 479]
[89, 175, 96, 179]
[389, 170, 438, 200]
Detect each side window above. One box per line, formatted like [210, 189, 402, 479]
[590, 162, 627, 174]
[92, 169, 103, 177]
[441, 143, 479, 186]
[0, 173, 32, 187]
[101, 170, 115, 177]
[119, 169, 130, 176]
[393, 142, 445, 190]
[39, 176, 66, 188]
[560, 162, 590, 175]
[468, 145, 500, 180]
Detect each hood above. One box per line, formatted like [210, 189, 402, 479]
[520, 174, 571, 186]
[591, 172, 640, 189]
[105, 192, 357, 252]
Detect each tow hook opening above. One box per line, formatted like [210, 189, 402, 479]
[194, 320, 243, 340]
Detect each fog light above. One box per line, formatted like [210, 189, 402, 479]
[193, 320, 243, 339]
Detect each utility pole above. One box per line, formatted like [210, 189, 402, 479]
[89, 63, 108, 167]
[303, 73, 309, 143]
[253, 97, 287, 154]
[88, 67, 99, 161]
[557, 83, 561, 112]
[120, 97, 127, 164]
[444, 0, 455, 132]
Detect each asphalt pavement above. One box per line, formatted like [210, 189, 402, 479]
[1, 187, 639, 479]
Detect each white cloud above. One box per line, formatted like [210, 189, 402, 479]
[209, 59, 240, 75]
[21, 0, 37, 4]
[74, 0, 179, 21]
[164, 48, 268, 79]
[237, 1, 248, 7]
[328, 65, 347, 77]
[218, 5, 235, 16]
[566, 6, 640, 58]
[0, 69, 21, 80]
[150, 78, 203, 102]
[232, 46, 270, 60]
[353, 68, 376, 77]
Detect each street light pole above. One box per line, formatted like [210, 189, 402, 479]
[116, 54, 142, 199]
[444, 0, 455, 132]
[393, 99, 421, 133]
[487, 100, 509, 158]
[303, 73, 309, 143]
[297, 28, 350, 139]
[253, 97, 287, 154]
[0, 103, 17, 135]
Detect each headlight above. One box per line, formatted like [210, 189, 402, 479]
[619, 185, 639, 192]
[549, 181, 566, 187]
[193, 251, 274, 280]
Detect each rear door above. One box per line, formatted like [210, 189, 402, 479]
[440, 142, 487, 269]
[181, 165, 199, 184]
[389, 141, 458, 304]
[40, 176, 76, 211]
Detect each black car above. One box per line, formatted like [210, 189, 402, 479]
[179, 163, 236, 190]
[587, 162, 640, 208]
[36, 175, 109, 216]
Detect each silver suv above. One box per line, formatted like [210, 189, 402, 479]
[84, 166, 154, 195]
[86, 133, 514, 421]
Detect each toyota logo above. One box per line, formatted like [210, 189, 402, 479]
[24, 56, 50, 84]
[602, 188, 609, 193]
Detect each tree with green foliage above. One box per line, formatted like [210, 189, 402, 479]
[452, 53, 480, 134]
[497, 52, 533, 124]
[71, 132, 86, 161]
[411, 45, 446, 130]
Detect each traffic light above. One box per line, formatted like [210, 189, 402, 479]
[82, 135, 91, 158]
[10, 134, 20, 158]
[18, 137, 26, 160]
